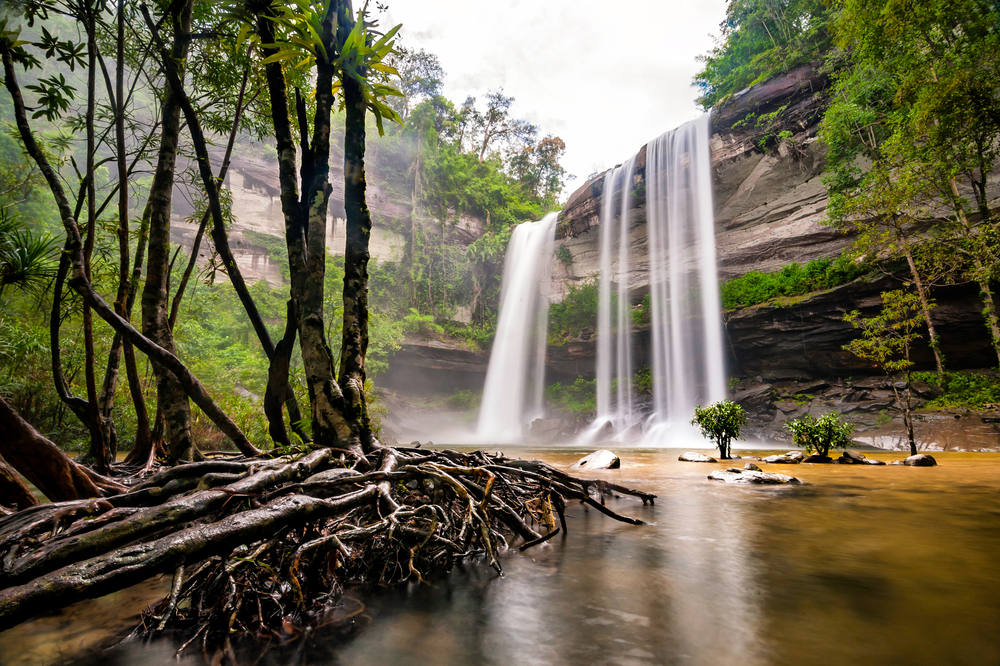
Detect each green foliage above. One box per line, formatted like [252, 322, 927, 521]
[691, 399, 747, 459]
[555, 245, 572, 268]
[694, 0, 834, 109]
[786, 412, 856, 457]
[401, 307, 443, 337]
[544, 376, 596, 417]
[631, 293, 651, 326]
[843, 289, 923, 375]
[444, 389, 480, 411]
[913, 371, 1000, 410]
[721, 255, 869, 309]
[548, 281, 598, 344]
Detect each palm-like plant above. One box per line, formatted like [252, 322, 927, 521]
[0, 208, 57, 299]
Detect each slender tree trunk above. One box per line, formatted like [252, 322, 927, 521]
[338, 55, 375, 450]
[140, 0, 198, 463]
[1, 45, 258, 460]
[122, 207, 156, 465]
[901, 246, 945, 381]
[0, 453, 37, 511]
[257, 6, 358, 456]
[977, 279, 1000, 367]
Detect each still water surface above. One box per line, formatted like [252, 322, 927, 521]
[2, 448, 999, 666]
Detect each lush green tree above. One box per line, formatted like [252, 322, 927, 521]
[786, 412, 856, 458]
[844, 289, 923, 455]
[691, 399, 747, 460]
[695, 0, 833, 108]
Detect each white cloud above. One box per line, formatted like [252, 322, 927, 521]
[382, 0, 728, 187]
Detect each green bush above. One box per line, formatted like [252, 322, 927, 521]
[913, 370, 1000, 409]
[548, 281, 599, 343]
[402, 308, 444, 337]
[786, 412, 856, 458]
[721, 255, 869, 309]
[544, 376, 596, 416]
[444, 389, 481, 411]
[691, 399, 747, 459]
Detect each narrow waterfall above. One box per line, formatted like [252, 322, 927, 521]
[476, 212, 558, 443]
[595, 156, 638, 435]
[592, 115, 725, 443]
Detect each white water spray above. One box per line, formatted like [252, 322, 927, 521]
[592, 115, 725, 444]
[475, 212, 558, 443]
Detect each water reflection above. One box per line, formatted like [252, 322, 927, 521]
[3, 450, 1000, 666]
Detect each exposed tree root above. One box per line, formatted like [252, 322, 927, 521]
[0, 446, 655, 659]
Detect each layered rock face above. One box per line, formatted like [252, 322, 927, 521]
[546, 63, 999, 382]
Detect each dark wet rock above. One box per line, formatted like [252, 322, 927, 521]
[744, 462, 762, 471]
[304, 468, 362, 484]
[763, 453, 801, 464]
[570, 450, 621, 470]
[679, 452, 718, 463]
[409, 441, 421, 447]
[904, 454, 938, 467]
[708, 468, 801, 484]
[734, 384, 776, 415]
[839, 450, 867, 464]
[803, 454, 833, 463]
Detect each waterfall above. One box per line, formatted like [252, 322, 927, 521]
[592, 115, 725, 443]
[476, 212, 558, 443]
[595, 156, 638, 435]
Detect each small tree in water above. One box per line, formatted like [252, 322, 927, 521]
[844, 290, 923, 455]
[691, 399, 747, 460]
[786, 412, 856, 459]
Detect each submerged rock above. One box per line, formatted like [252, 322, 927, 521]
[744, 461, 762, 471]
[679, 452, 718, 463]
[708, 468, 801, 485]
[802, 454, 833, 463]
[904, 454, 938, 467]
[762, 453, 801, 464]
[570, 449, 621, 470]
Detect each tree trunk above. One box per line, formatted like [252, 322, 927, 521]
[257, 6, 358, 457]
[0, 453, 37, 511]
[1, 46, 258, 460]
[339, 54, 375, 450]
[902, 246, 945, 381]
[0, 397, 114, 502]
[140, 0, 197, 463]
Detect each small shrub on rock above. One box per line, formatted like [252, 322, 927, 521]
[786, 412, 856, 458]
[691, 399, 747, 460]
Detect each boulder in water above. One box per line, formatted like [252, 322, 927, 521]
[708, 468, 801, 484]
[802, 454, 833, 463]
[762, 453, 800, 464]
[569, 449, 621, 470]
[744, 461, 762, 471]
[904, 454, 938, 467]
[679, 451, 718, 463]
[838, 450, 886, 465]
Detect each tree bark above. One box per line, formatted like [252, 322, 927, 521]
[1, 47, 258, 459]
[140, 0, 198, 463]
[0, 453, 37, 511]
[256, 6, 358, 456]
[339, 57, 375, 450]
[0, 397, 113, 502]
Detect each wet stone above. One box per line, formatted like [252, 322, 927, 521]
[679, 452, 718, 463]
[744, 462, 762, 471]
[904, 454, 938, 467]
[570, 449, 621, 470]
[708, 468, 801, 485]
[763, 453, 801, 464]
[802, 454, 833, 463]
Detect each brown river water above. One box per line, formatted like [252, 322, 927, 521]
[2, 448, 999, 666]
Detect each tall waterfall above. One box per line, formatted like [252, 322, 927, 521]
[593, 115, 725, 442]
[475, 212, 558, 443]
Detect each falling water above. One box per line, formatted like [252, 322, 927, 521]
[594, 156, 639, 436]
[476, 212, 558, 443]
[592, 115, 725, 443]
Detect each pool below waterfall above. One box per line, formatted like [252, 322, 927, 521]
[3, 448, 998, 666]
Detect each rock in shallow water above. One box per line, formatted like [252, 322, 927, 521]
[838, 450, 886, 465]
[708, 468, 801, 484]
[904, 454, 938, 467]
[569, 449, 621, 470]
[744, 462, 762, 471]
[802, 454, 833, 463]
[679, 452, 718, 463]
[762, 453, 801, 464]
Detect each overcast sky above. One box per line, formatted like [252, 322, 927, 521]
[381, 0, 729, 191]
